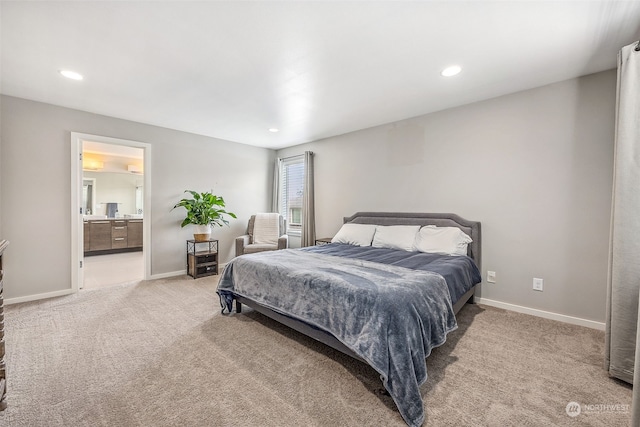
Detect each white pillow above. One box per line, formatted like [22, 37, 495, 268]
[372, 225, 420, 252]
[331, 223, 377, 246]
[414, 226, 472, 256]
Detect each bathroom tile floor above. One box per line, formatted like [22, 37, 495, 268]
[82, 251, 144, 290]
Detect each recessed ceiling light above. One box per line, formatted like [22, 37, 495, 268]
[268, 128, 279, 133]
[441, 65, 462, 77]
[59, 69, 83, 81]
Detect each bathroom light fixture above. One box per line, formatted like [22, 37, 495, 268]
[268, 128, 279, 133]
[59, 69, 84, 80]
[441, 65, 462, 77]
[83, 160, 103, 171]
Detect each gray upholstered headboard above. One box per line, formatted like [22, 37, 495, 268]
[343, 212, 482, 270]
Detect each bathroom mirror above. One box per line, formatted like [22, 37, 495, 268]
[82, 178, 97, 215]
[83, 171, 143, 218]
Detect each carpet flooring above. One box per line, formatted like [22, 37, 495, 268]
[0, 275, 631, 426]
[82, 252, 144, 290]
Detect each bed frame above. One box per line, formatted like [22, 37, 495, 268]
[233, 212, 482, 362]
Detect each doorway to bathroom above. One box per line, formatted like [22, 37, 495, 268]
[71, 133, 151, 292]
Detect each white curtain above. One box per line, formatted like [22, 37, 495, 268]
[271, 158, 281, 213]
[605, 41, 640, 421]
[301, 151, 315, 247]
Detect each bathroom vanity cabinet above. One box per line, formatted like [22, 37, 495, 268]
[127, 220, 143, 248]
[84, 219, 143, 255]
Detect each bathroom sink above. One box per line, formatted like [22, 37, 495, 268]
[124, 214, 143, 219]
[83, 215, 108, 220]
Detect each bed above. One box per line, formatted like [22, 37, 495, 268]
[217, 212, 482, 427]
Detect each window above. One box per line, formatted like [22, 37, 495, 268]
[280, 156, 305, 234]
[290, 207, 302, 226]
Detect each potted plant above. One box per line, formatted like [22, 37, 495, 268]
[173, 190, 237, 241]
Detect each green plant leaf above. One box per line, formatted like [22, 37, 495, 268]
[172, 190, 237, 228]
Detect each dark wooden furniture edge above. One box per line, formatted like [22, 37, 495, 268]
[0, 239, 8, 411]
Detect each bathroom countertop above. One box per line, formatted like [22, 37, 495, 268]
[83, 217, 144, 221]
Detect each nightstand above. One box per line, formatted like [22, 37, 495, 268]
[186, 239, 218, 278]
[315, 237, 333, 246]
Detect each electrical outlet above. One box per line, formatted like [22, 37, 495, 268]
[487, 271, 496, 283]
[533, 278, 544, 291]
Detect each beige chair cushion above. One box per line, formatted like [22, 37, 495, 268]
[237, 214, 288, 257]
[252, 213, 280, 244]
[243, 243, 278, 254]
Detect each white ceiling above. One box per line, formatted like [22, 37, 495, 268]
[2, 1, 640, 150]
[83, 140, 143, 159]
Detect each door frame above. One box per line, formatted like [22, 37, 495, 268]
[70, 132, 152, 292]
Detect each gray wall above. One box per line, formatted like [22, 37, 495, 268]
[278, 70, 616, 323]
[0, 95, 274, 300]
[0, 70, 617, 321]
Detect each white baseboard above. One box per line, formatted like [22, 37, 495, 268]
[148, 270, 186, 280]
[5, 288, 75, 305]
[6, 266, 224, 305]
[475, 297, 605, 331]
[149, 264, 226, 280]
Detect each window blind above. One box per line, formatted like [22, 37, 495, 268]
[280, 156, 305, 234]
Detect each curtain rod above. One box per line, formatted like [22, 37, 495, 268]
[279, 151, 314, 161]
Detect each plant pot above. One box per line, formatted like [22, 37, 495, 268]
[193, 224, 212, 242]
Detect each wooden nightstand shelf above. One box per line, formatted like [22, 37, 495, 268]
[186, 239, 218, 279]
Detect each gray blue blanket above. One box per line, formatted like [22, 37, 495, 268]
[301, 243, 481, 304]
[217, 248, 460, 427]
